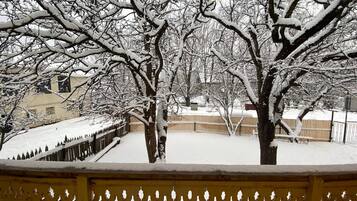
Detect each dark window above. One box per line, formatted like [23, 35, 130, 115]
[36, 80, 51, 94]
[58, 75, 71, 93]
[46, 107, 55, 115]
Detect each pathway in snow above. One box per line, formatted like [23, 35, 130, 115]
[0, 116, 114, 159]
[98, 132, 357, 165]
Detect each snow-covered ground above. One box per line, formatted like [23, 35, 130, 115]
[98, 132, 357, 165]
[176, 106, 357, 122]
[0, 116, 114, 159]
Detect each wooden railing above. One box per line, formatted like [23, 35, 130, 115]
[31, 122, 128, 161]
[0, 160, 356, 201]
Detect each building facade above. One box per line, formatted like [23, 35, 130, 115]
[21, 75, 87, 126]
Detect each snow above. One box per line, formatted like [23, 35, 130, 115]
[0, 116, 114, 159]
[2, 159, 357, 175]
[97, 132, 357, 165]
[270, 140, 278, 148]
[176, 105, 357, 122]
[87, 137, 121, 162]
[275, 17, 302, 29]
[292, 0, 341, 42]
[0, 11, 49, 29]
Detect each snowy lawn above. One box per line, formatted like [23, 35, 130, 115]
[0, 116, 114, 159]
[98, 132, 357, 165]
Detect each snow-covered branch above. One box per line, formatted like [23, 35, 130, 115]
[211, 48, 258, 105]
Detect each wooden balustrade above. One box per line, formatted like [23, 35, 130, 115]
[0, 160, 356, 201]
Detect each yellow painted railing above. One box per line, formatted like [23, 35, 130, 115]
[0, 160, 356, 201]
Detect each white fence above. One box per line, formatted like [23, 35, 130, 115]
[332, 121, 357, 143]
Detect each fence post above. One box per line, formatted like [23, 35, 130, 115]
[306, 176, 323, 201]
[343, 108, 349, 144]
[76, 176, 90, 201]
[126, 114, 130, 133]
[60, 146, 65, 161]
[238, 124, 241, 135]
[92, 134, 97, 154]
[329, 110, 335, 142]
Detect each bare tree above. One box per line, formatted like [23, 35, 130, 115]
[156, 4, 200, 161]
[200, 0, 357, 164]
[209, 72, 245, 136]
[0, 0, 199, 163]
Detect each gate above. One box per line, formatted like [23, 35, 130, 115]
[332, 121, 357, 143]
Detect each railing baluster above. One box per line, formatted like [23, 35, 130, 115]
[76, 176, 90, 201]
[306, 176, 323, 201]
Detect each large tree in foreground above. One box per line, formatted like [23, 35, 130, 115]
[0, 0, 198, 163]
[200, 0, 357, 164]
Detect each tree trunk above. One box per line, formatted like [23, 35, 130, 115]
[144, 121, 157, 163]
[157, 99, 168, 161]
[185, 96, 190, 106]
[143, 97, 157, 163]
[0, 129, 4, 151]
[142, 32, 158, 163]
[257, 110, 277, 165]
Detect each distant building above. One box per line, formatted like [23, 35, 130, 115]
[20, 74, 87, 127]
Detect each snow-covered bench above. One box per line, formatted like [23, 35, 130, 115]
[252, 130, 313, 143]
[275, 134, 313, 144]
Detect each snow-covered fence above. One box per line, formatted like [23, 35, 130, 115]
[130, 115, 331, 141]
[0, 160, 357, 201]
[31, 122, 129, 161]
[332, 121, 357, 143]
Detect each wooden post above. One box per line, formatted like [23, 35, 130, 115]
[343, 108, 348, 144]
[126, 114, 130, 133]
[343, 95, 351, 144]
[329, 110, 335, 142]
[76, 176, 90, 201]
[238, 124, 242, 135]
[92, 134, 97, 154]
[59, 146, 65, 161]
[306, 176, 323, 201]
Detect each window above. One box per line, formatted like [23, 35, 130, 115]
[58, 75, 71, 93]
[46, 107, 55, 115]
[36, 80, 51, 94]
